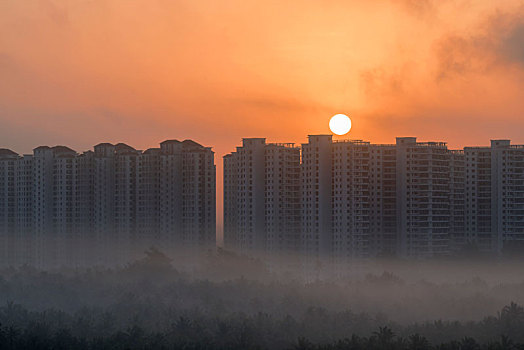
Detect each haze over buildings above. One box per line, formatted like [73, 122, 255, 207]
[1, 135, 524, 269]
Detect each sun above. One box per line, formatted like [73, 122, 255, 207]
[329, 114, 352, 135]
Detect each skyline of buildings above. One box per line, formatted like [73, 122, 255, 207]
[224, 136, 524, 268]
[0, 140, 216, 268]
[1, 135, 524, 269]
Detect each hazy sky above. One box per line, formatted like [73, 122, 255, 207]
[2, 0, 524, 235]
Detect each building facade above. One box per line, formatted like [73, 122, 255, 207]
[465, 140, 524, 254]
[332, 140, 398, 264]
[223, 138, 301, 260]
[301, 135, 333, 269]
[395, 137, 452, 257]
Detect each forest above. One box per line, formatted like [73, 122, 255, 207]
[0, 248, 524, 349]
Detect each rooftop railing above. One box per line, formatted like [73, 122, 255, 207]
[267, 143, 298, 148]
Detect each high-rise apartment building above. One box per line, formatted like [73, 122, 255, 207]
[332, 142, 397, 277]
[223, 138, 300, 259]
[265, 143, 301, 256]
[0, 149, 18, 267]
[333, 140, 372, 263]
[0, 139, 215, 268]
[301, 135, 333, 268]
[464, 145, 494, 251]
[332, 141, 398, 263]
[449, 150, 466, 249]
[15, 155, 35, 266]
[395, 137, 452, 257]
[464, 140, 524, 253]
[368, 144, 397, 256]
[178, 140, 216, 248]
[490, 140, 524, 253]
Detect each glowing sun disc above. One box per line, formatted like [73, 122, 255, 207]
[329, 114, 352, 135]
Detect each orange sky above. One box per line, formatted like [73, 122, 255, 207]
[2, 0, 524, 238]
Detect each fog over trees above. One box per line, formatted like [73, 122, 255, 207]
[0, 248, 523, 348]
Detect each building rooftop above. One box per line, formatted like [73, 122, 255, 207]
[333, 139, 370, 145]
[160, 139, 181, 145]
[143, 148, 161, 155]
[115, 143, 136, 152]
[0, 149, 18, 159]
[52, 146, 76, 154]
[160, 139, 206, 149]
[181, 140, 204, 148]
[94, 142, 114, 148]
[267, 142, 297, 148]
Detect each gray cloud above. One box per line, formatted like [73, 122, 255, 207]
[435, 9, 524, 80]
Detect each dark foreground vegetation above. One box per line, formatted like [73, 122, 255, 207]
[1, 308, 524, 349]
[0, 248, 524, 349]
